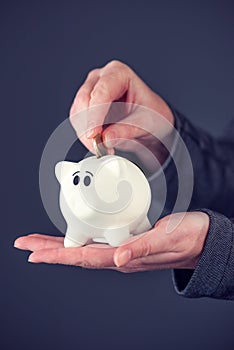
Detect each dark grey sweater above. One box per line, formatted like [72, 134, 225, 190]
[167, 110, 234, 300]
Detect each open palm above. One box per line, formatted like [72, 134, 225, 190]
[14, 212, 209, 272]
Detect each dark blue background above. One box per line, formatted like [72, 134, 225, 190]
[2, 1, 234, 349]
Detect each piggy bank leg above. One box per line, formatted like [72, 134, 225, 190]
[64, 228, 88, 248]
[104, 227, 130, 247]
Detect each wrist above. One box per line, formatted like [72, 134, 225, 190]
[188, 212, 210, 269]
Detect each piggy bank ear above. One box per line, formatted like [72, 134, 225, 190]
[55, 161, 75, 183]
[94, 157, 128, 202]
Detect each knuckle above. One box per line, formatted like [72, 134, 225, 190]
[97, 80, 109, 93]
[142, 242, 150, 256]
[91, 80, 111, 101]
[140, 240, 151, 257]
[87, 68, 100, 80]
[106, 60, 129, 75]
[155, 216, 170, 231]
[76, 87, 90, 99]
[106, 59, 123, 69]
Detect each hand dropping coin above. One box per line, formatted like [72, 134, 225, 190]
[92, 133, 109, 158]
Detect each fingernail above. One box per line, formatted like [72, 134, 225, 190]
[114, 249, 131, 267]
[104, 131, 118, 148]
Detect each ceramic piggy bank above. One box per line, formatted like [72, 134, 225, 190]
[55, 155, 152, 247]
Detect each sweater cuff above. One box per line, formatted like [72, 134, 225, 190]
[172, 209, 234, 299]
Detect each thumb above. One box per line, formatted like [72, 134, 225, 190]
[103, 120, 148, 149]
[102, 106, 173, 149]
[113, 231, 154, 267]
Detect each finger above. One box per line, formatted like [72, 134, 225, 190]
[86, 243, 116, 249]
[102, 105, 173, 149]
[89, 70, 128, 107]
[105, 250, 191, 272]
[104, 264, 159, 273]
[72, 103, 111, 154]
[102, 106, 151, 149]
[103, 123, 147, 149]
[70, 70, 104, 150]
[121, 251, 185, 268]
[14, 236, 64, 251]
[28, 245, 116, 267]
[70, 61, 131, 151]
[113, 227, 168, 267]
[26, 234, 64, 241]
[105, 259, 188, 273]
[70, 69, 100, 116]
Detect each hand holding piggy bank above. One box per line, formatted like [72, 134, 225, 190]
[55, 155, 152, 247]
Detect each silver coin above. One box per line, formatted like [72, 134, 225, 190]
[92, 133, 108, 158]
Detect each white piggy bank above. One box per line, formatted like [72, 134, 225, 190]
[55, 155, 152, 247]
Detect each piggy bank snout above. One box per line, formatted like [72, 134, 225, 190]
[79, 178, 133, 214]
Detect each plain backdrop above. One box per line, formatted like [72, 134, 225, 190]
[2, 1, 234, 349]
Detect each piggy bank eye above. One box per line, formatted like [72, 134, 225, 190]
[83, 175, 91, 186]
[73, 175, 80, 186]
